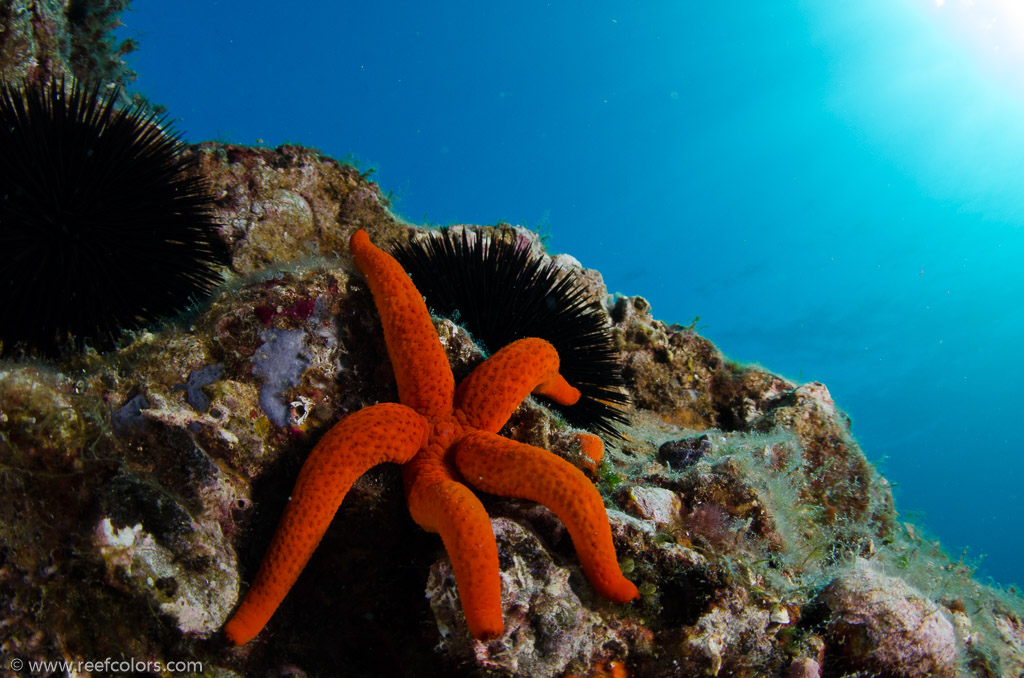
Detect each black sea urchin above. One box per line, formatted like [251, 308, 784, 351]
[392, 227, 629, 437]
[0, 78, 228, 357]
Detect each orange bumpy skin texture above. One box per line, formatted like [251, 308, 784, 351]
[224, 229, 638, 645]
[578, 432, 605, 469]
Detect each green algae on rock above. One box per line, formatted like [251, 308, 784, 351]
[0, 0, 136, 92]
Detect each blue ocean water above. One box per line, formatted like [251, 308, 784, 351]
[116, 1, 1023, 587]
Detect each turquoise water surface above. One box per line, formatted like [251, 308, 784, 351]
[117, 0, 1023, 587]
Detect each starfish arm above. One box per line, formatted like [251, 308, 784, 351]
[350, 229, 455, 418]
[578, 432, 605, 470]
[454, 431, 640, 604]
[224, 403, 430, 645]
[403, 456, 504, 640]
[454, 337, 580, 433]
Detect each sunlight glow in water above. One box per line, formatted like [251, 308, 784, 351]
[921, 0, 1024, 92]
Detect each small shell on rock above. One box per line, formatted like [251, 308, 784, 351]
[769, 604, 791, 625]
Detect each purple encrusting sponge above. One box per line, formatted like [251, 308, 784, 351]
[251, 329, 311, 427]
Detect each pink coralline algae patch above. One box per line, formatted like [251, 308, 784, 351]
[254, 298, 317, 328]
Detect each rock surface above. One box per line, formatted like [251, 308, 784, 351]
[816, 558, 959, 678]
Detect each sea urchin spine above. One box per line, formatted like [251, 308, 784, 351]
[391, 227, 629, 437]
[0, 78, 228, 357]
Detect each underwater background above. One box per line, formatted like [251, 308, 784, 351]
[117, 1, 1022, 588]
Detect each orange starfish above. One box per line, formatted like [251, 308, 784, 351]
[224, 229, 638, 644]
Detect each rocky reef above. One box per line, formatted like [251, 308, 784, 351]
[0, 0, 139, 106]
[2, 3, 1024, 677]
